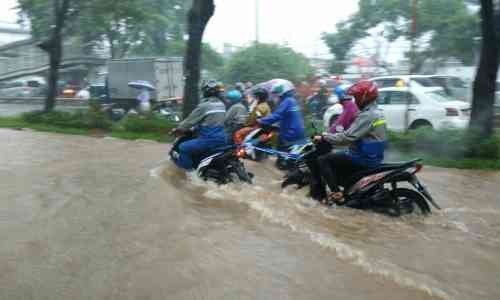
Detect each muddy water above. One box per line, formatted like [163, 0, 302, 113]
[1, 129, 499, 300]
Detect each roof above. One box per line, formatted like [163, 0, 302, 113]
[0, 38, 37, 52]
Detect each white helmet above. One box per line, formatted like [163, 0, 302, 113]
[270, 79, 295, 97]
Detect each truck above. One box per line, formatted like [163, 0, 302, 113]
[107, 57, 184, 107]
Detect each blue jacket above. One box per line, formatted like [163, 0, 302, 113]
[259, 92, 306, 144]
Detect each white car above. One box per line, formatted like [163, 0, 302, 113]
[370, 75, 441, 89]
[377, 86, 470, 131]
[496, 81, 500, 109]
[323, 86, 470, 131]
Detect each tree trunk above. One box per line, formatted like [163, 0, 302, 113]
[45, 35, 63, 112]
[182, 0, 215, 118]
[467, 0, 499, 142]
[39, 0, 71, 112]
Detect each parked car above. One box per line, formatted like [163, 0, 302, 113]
[426, 75, 471, 102]
[0, 77, 46, 97]
[369, 75, 440, 89]
[496, 81, 500, 109]
[323, 85, 470, 132]
[377, 86, 470, 131]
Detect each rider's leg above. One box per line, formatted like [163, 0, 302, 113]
[318, 152, 366, 194]
[177, 137, 225, 170]
[305, 157, 327, 200]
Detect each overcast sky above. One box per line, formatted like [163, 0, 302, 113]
[204, 0, 358, 57]
[0, 0, 359, 58]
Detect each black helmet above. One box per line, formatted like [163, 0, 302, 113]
[252, 87, 269, 102]
[202, 80, 224, 98]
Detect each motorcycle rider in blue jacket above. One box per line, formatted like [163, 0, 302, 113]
[172, 80, 227, 170]
[257, 79, 307, 149]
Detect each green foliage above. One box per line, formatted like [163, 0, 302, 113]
[223, 43, 314, 84]
[22, 110, 112, 130]
[0, 112, 175, 142]
[322, 0, 480, 69]
[18, 0, 189, 59]
[389, 128, 499, 160]
[116, 115, 176, 133]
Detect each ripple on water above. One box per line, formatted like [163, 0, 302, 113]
[156, 162, 452, 299]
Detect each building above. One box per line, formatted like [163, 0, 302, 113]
[0, 38, 106, 87]
[0, 22, 30, 47]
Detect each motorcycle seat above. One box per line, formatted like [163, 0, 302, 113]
[377, 158, 421, 170]
[350, 159, 421, 181]
[199, 144, 236, 159]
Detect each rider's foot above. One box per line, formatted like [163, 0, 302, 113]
[326, 192, 344, 205]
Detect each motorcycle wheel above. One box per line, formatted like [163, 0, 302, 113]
[391, 188, 431, 216]
[231, 161, 253, 184]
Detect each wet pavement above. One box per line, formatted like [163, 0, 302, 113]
[1, 129, 499, 300]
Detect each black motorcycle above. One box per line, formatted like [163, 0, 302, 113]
[170, 131, 253, 184]
[280, 140, 440, 216]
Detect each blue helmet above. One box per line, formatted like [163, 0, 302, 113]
[226, 90, 243, 103]
[335, 84, 352, 101]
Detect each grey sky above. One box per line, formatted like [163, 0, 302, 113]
[0, 0, 359, 58]
[204, 0, 358, 57]
[0, 0, 18, 23]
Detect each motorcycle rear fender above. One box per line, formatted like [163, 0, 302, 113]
[381, 171, 440, 211]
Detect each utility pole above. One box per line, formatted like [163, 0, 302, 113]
[255, 0, 260, 43]
[405, 0, 418, 132]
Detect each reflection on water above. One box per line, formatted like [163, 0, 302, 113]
[1, 129, 499, 300]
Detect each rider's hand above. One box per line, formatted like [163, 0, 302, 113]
[170, 128, 180, 136]
[313, 135, 323, 144]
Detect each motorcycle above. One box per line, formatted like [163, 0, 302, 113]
[242, 125, 440, 216]
[152, 102, 181, 123]
[234, 125, 277, 161]
[170, 131, 253, 184]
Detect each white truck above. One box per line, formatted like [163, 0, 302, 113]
[107, 57, 184, 104]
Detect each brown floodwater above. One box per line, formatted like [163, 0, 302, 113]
[1, 129, 499, 300]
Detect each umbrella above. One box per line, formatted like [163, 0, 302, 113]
[128, 80, 156, 91]
[250, 79, 289, 94]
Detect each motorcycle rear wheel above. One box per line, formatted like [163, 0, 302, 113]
[390, 188, 431, 216]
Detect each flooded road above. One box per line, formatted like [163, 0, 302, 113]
[1, 129, 499, 300]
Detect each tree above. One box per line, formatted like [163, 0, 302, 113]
[136, 0, 188, 55]
[18, 0, 82, 112]
[322, 0, 480, 72]
[80, 0, 149, 59]
[467, 0, 499, 148]
[223, 43, 314, 84]
[182, 0, 215, 118]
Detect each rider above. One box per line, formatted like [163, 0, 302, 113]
[311, 80, 387, 203]
[257, 79, 307, 150]
[224, 90, 248, 143]
[329, 84, 359, 134]
[246, 87, 271, 126]
[172, 80, 227, 170]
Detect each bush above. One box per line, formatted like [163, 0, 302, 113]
[389, 128, 500, 160]
[119, 114, 176, 133]
[22, 110, 112, 130]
